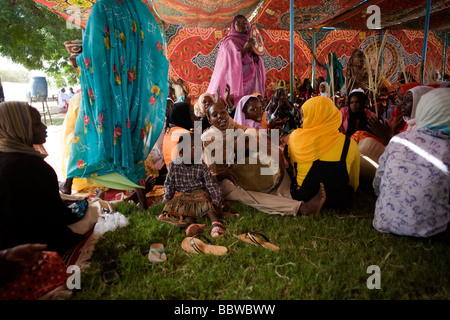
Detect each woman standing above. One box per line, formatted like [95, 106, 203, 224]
[206, 15, 266, 106]
[66, 0, 169, 209]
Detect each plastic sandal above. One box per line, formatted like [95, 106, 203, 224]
[155, 211, 188, 227]
[185, 223, 206, 237]
[237, 231, 280, 251]
[181, 235, 228, 256]
[148, 243, 167, 264]
[101, 259, 120, 284]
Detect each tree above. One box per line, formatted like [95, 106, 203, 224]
[0, 0, 82, 87]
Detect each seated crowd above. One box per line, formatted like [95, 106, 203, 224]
[1, 62, 449, 299]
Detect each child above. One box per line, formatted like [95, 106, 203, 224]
[158, 132, 225, 238]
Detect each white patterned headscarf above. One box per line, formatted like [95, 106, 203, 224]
[415, 88, 450, 134]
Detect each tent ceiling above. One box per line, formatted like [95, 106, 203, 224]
[33, 0, 450, 30]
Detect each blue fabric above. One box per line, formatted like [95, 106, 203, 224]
[68, 0, 169, 188]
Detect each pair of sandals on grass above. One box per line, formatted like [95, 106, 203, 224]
[181, 231, 280, 256]
[156, 211, 226, 238]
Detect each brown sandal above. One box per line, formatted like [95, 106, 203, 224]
[155, 211, 188, 227]
[185, 223, 206, 237]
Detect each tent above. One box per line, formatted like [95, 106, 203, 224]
[33, 0, 450, 98]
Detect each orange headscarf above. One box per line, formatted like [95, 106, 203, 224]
[399, 82, 422, 96]
[288, 96, 342, 162]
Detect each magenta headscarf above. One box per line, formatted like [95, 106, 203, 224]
[234, 95, 263, 130]
[206, 15, 266, 105]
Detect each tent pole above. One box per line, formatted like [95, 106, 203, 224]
[420, 0, 431, 83]
[312, 28, 316, 90]
[380, 29, 384, 73]
[290, 0, 294, 102]
[443, 29, 448, 79]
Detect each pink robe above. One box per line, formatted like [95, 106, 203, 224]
[207, 19, 266, 105]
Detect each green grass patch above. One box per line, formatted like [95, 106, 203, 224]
[70, 181, 449, 300]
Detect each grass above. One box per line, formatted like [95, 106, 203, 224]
[68, 181, 449, 300]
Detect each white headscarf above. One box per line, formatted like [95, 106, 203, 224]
[404, 86, 434, 131]
[319, 81, 330, 98]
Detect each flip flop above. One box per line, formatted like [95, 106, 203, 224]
[101, 259, 120, 284]
[181, 236, 228, 256]
[155, 211, 188, 228]
[237, 232, 279, 251]
[148, 243, 167, 264]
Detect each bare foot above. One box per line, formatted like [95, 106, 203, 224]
[298, 183, 326, 219]
[185, 223, 206, 237]
[210, 221, 225, 238]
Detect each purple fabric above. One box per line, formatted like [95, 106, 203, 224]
[206, 18, 266, 105]
[233, 95, 262, 130]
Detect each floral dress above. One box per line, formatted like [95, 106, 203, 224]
[67, 0, 169, 189]
[373, 128, 450, 237]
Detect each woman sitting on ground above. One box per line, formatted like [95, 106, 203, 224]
[266, 88, 300, 135]
[399, 86, 435, 132]
[372, 88, 450, 237]
[234, 94, 284, 131]
[202, 100, 326, 218]
[194, 92, 214, 133]
[390, 82, 422, 135]
[160, 132, 225, 238]
[339, 89, 376, 138]
[162, 102, 196, 169]
[0, 101, 85, 255]
[287, 96, 360, 209]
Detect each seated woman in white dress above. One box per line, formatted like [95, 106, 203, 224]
[372, 88, 450, 237]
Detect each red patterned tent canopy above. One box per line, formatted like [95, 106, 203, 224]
[32, 0, 450, 30]
[322, 0, 450, 30]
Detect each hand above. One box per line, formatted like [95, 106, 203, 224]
[391, 114, 404, 133]
[367, 117, 391, 146]
[3, 244, 48, 273]
[215, 85, 221, 103]
[242, 38, 256, 56]
[268, 116, 286, 130]
[217, 165, 238, 186]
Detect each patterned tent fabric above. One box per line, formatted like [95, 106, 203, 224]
[325, 0, 450, 30]
[33, 0, 450, 30]
[166, 27, 448, 100]
[33, 0, 159, 28]
[250, 0, 363, 30]
[151, 0, 261, 28]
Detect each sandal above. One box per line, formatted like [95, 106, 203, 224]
[185, 223, 206, 237]
[210, 221, 225, 238]
[237, 232, 279, 251]
[101, 259, 120, 284]
[148, 243, 167, 264]
[156, 211, 188, 227]
[181, 235, 228, 256]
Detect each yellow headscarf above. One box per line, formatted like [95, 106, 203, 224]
[0, 101, 46, 158]
[289, 96, 342, 162]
